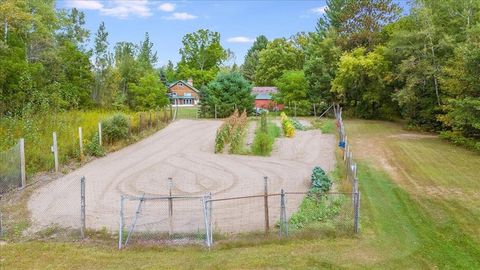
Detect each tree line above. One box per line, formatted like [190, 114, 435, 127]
[1, 0, 479, 150]
[240, 0, 480, 150]
[0, 1, 232, 116]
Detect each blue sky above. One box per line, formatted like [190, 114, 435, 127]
[59, 1, 408, 67]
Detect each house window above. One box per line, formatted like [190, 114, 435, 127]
[184, 93, 191, 97]
[178, 83, 183, 86]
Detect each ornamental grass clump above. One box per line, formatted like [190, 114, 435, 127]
[281, 112, 295, 138]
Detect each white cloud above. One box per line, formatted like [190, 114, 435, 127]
[158, 3, 175, 12]
[311, 6, 327, 14]
[163, 12, 198, 20]
[66, 0, 103, 10]
[227, 36, 255, 43]
[67, 0, 152, 19]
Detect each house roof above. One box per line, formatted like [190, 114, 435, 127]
[255, 93, 273, 100]
[169, 80, 199, 93]
[251, 86, 278, 95]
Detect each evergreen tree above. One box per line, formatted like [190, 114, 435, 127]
[242, 35, 268, 83]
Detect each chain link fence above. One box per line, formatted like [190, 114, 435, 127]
[26, 176, 85, 239]
[119, 194, 205, 249]
[203, 189, 358, 247]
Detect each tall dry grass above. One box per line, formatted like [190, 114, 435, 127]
[0, 109, 170, 177]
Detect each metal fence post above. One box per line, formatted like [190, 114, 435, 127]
[168, 177, 173, 236]
[80, 176, 86, 239]
[202, 195, 211, 248]
[52, 132, 59, 173]
[313, 103, 317, 117]
[264, 176, 270, 236]
[118, 195, 124, 250]
[208, 192, 213, 245]
[280, 189, 288, 237]
[0, 211, 3, 238]
[19, 138, 26, 189]
[78, 127, 83, 161]
[354, 190, 360, 234]
[98, 122, 102, 146]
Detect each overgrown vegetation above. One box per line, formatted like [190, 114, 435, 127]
[214, 109, 248, 153]
[102, 114, 130, 143]
[289, 166, 336, 229]
[0, 110, 169, 176]
[280, 112, 295, 138]
[311, 118, 335, 134]
[251, 113, 281, 156]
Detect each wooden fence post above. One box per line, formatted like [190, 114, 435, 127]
[52, 132, 59, 173]
[19, 138, 26, 188]
[78, 127, 83, 161]
[313, 103, 317, 117]
[98, 122, 102, 146]
[264, 176, 270, 236]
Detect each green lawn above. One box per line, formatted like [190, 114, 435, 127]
[175, 106, 198, 119]
[1, 119, 479, 269]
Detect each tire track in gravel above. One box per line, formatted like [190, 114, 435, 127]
[28, 119, 335, 232]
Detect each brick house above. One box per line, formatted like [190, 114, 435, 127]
[251, 86, 284, 110]
[168, 78, 199, 106]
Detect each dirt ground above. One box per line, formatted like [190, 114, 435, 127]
[28, 119, 335, 233]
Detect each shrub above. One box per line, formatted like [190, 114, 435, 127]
[85, 132, 105, 157]
[102, 114, 130, 143]
[252, 131, 272, 156]
[311, 166, 332, 193]
[281, 112, 295, 138]
[251, 117, 280, 156]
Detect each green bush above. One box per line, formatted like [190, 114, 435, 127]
[85, 132, 105, 157]
[311, 167, 332, 193]
[252, 131, 272, 156]
[251, 119, 281, 156]
[102, 114, 130, 143]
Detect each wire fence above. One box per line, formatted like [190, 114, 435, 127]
[334, 104, 361, 233]
[0, 140, 24, 194]
[119, 194, 205, 248]
[1, 103, 362, 248]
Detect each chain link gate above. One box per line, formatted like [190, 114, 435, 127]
[118, 194, 205, 249]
